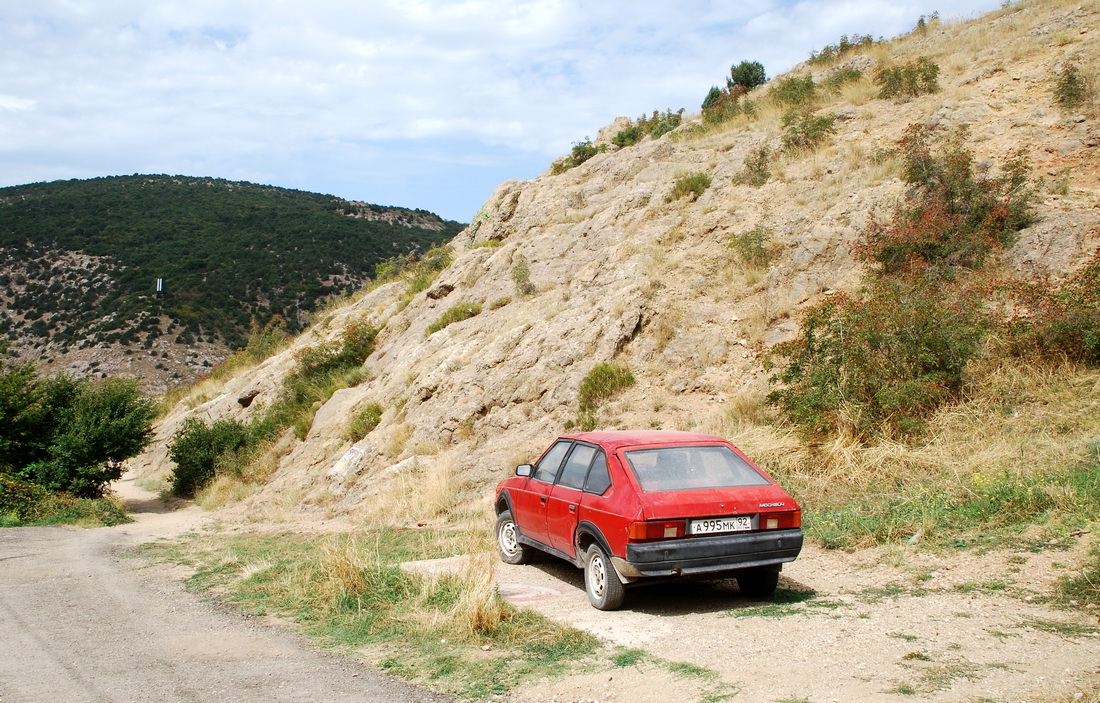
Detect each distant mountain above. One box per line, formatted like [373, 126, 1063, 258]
[0, 175, 464, 383]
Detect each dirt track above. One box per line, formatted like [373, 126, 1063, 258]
[3, 476, 1098, 703]
[0, 478, 450, 703]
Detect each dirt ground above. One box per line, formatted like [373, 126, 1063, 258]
[5, 475, 1096, 703]
[483, 539, 1100, 703]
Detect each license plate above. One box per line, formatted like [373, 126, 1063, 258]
[690, 516, 753, 534]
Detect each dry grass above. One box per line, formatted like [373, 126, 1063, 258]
[706, 360, 1100, 509]
[358, 456, 460, 526]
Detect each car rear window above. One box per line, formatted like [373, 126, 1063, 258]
[623, 445, 771, 492]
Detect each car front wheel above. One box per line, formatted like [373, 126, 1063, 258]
[736, 565, 780, 598]
[496, 510, 533, 565]
[584, 543, 625, 610]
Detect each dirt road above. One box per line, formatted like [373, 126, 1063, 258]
[3, 476, 1097, 703]
[0, 479, 450, 703]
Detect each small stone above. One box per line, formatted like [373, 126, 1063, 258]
[1072, 115, 1087, 123]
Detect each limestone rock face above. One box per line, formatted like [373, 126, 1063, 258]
[136, 0, 1100, 522]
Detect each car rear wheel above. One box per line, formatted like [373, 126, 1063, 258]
[496, 510, 533, 565]
[584, 543, 625, 610]
[736, 565, 780, 598]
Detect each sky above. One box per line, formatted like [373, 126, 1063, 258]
[1, 0, 1006, 224]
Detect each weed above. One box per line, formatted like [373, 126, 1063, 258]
[426, 302, 482, 336]
[511, 254, 537, 297]
[808, 33, 877, 65]
[1054, 63, 1090, 110]
[875, 57, 941, 99]
[780, 110, 837, 152]
[612, 109, 684, 147]
[729, 227, 774, 269]
[902, 651, 932, 661]
[823, 68, 864, 93]
[612, 647, 647, 667]
[729, 588, 818, 618]
[734, 146, 771, 187]
[771, 76, 818, 106]
[1055, 541, 1100, 609]
[345, 402, 383, 442]
[551, 138, 606, 174]
[668, 171, 713, 202]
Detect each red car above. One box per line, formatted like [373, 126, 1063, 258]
[494, 430, 803, 610]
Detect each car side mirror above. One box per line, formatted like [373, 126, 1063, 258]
[516, 464, 533, 477]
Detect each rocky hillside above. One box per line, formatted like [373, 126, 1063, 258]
[135, 0, 1099, 521]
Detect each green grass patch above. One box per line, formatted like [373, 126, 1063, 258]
[611, 647, 647, 667]
[1055, 541, 1100, 609]
[728, 588, 820, 618]
[806, 457, 1100, 551]
[139, 527, 601, 699]
[426, 302, 482, 336]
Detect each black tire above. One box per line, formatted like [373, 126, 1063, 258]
[736, 566, 780, 598]
[584, 543, 625, 610]
[496, 510, 533, 565]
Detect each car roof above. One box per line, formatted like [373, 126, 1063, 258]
[560, 430, 729, 452]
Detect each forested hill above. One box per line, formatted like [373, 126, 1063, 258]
[0, 175, 464, 363]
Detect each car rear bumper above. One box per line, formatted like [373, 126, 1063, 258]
[614, 528, 803, 579]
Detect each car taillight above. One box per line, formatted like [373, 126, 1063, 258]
[760, 511, 801, 530]
[628, 520, 686, 541]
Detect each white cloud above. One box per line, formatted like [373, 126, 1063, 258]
[0, 0, 1005, 220]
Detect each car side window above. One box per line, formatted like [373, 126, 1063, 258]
[533, 441, 571, 483]
[557, 444, 596, 490]
[583, 450, 611, 495]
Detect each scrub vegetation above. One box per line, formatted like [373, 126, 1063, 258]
[140, 527, 600, 700]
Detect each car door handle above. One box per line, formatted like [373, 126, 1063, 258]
[540, 497, 547, 504]
[569, 505, 576, 512]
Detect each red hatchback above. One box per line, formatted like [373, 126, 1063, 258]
[494, 430, 803, 610]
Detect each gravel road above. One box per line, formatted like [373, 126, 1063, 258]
[0, 480, 451, 703]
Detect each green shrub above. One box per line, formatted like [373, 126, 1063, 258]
[35, 378, 156, 498]
[612, 124, 644, 148]
[512, 255, 537, 296]
[427, 302, 482, 335]
[613, 109, 685, 147]
[780, 110, 837, 151]
[808, 34, 877, 65]
[1054, 63, 1090, 109]
[668, 172, 713, 202]
[734, 146, 771, 187]
[859, 125, 1033, 273]
[729, 61, 767, 92]
[875, 57, 940, 98]
[551, 139, 607, 174]
[771, 76, 817, 106]
[578, 363, 635, 415]
[729, 227, 774, 269]
[168, 417, 250, 497]
[345, 402, 384, 442]
[702, 91, 751, 124]
[0, 472, 51, 522]
[1003, 248, 1100, 363]
[1, 365, 155, 499]
[823, 68, 863, 92]
[766, 275, 990, 437]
